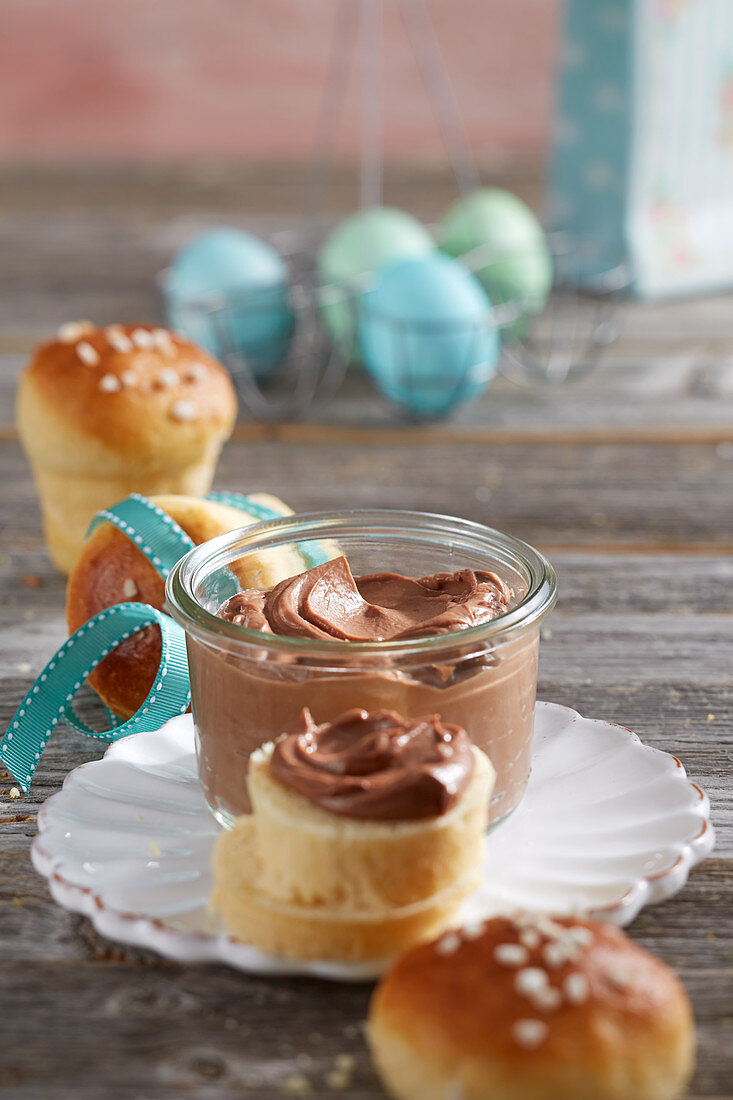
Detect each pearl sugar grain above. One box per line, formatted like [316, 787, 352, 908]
[98, 373, 122, 393]
[530, 984, 562, 1011]
[132, 328, 156, 349]
[494, 942, 529, 967]
[77, 341, 100, 367]
[106, 326, 134, 354]
[515, 967, 549, 997]
[170, 399, 197, 421]
[564, 972, 590, 1005]
[512, 1018, 549, 1050]
[58, 320, 92, 343]
[519, 927, 541, 949]
[435, 932, 462, 956]
[156, 367, 179, 389]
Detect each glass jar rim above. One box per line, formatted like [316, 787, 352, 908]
[165, 509, 557, 658]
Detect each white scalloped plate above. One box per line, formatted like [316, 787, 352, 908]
[31, 702, 714, 981]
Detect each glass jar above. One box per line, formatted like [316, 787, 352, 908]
[166, 510, 557, 829]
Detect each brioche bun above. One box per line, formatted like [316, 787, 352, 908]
[17, 322, 237, 572]
[368, 914, 695, 1100]
[66, 492, 301, 719]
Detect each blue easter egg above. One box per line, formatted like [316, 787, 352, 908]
[166, 228, 293, 377]
[358, 254, 498, 417]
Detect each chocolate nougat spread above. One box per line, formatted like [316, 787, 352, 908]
[219, 556, 512, 641]
[269, 707, 475, 820]
[189, 555, 538, 824]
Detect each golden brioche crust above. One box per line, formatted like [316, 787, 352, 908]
[66, 493, 296, 719]
[210, 817, 480, 962]
[17, 323, 237, 469]
[369, 915, 695, 1100]
[66, 522, 165, 719]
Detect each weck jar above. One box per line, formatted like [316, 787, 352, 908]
[166, 510, 557, 828]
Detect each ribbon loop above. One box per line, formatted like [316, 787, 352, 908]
[87, 493, 195, 578]
[206, 491, 330, 569]
[0, 604, 190, 792]
[205, 491, 288, 522]
[2, 489, 321, 792]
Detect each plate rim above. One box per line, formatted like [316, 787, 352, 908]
[31, 700, 716, 981]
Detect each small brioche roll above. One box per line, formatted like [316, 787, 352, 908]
[66, 492, 302, 719]
[211, 817, 480, 963]
[247, 741, 493, 910]
[368, 914, 695, 1100]
[17, 321, 238, 573]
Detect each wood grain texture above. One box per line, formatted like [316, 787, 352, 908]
[3, 437, 733, 551]
[1, 166, 732, 1099]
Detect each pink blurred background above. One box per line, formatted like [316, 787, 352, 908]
[0, 0, 560, 165]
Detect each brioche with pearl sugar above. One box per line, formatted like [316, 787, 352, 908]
[16, 321, 237, 572]
[368, 913, 695, 1100]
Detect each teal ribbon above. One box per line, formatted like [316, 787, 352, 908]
[206, 491, 330, 568]
[2, 489, 329, 791]
[205, 491, 286, 522]
[0, 604, 190, 792]
[212, 492, 334, 569]
[87, 493, 196, 577]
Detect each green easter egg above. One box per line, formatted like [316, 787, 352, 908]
[318, 207, 433, 359]
[438, 189, 552, 338]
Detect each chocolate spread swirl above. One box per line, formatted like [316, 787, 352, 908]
[219, 556, 512, 642]
[269, 707, 475, 820]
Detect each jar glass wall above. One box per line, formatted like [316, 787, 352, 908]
[166, 510, 557, 828]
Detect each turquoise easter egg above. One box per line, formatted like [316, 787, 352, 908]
[359, 253, 498, 418]
[166, 228, 293, 377]
[437, 189, 553, 338]
[318, 207, 434, 359]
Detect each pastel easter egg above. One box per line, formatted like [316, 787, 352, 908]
[318, 207, 434, 359]
[438, 189, 552, 337]
[166, 228, 293, 377]
[358, 253, 498, 418]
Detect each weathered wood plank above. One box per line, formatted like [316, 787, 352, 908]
[0, 852, 730, 1098]
[2, 438, 733, 552]
[4, 549, 733, 618]
[6, 349, 733, 435]
[0, 161, 544, 216]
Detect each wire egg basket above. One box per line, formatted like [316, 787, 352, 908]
[159, 229, 628, 422]
[492, 234, 630, 388]
[159, 241, 352, 421]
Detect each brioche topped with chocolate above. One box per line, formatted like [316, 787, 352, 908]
[270, 707, 476, 820]
[368, 913, 695, 1100]
[211, 708, 495, 962]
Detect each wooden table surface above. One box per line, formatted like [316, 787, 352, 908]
[1, 167, 732, 1099]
